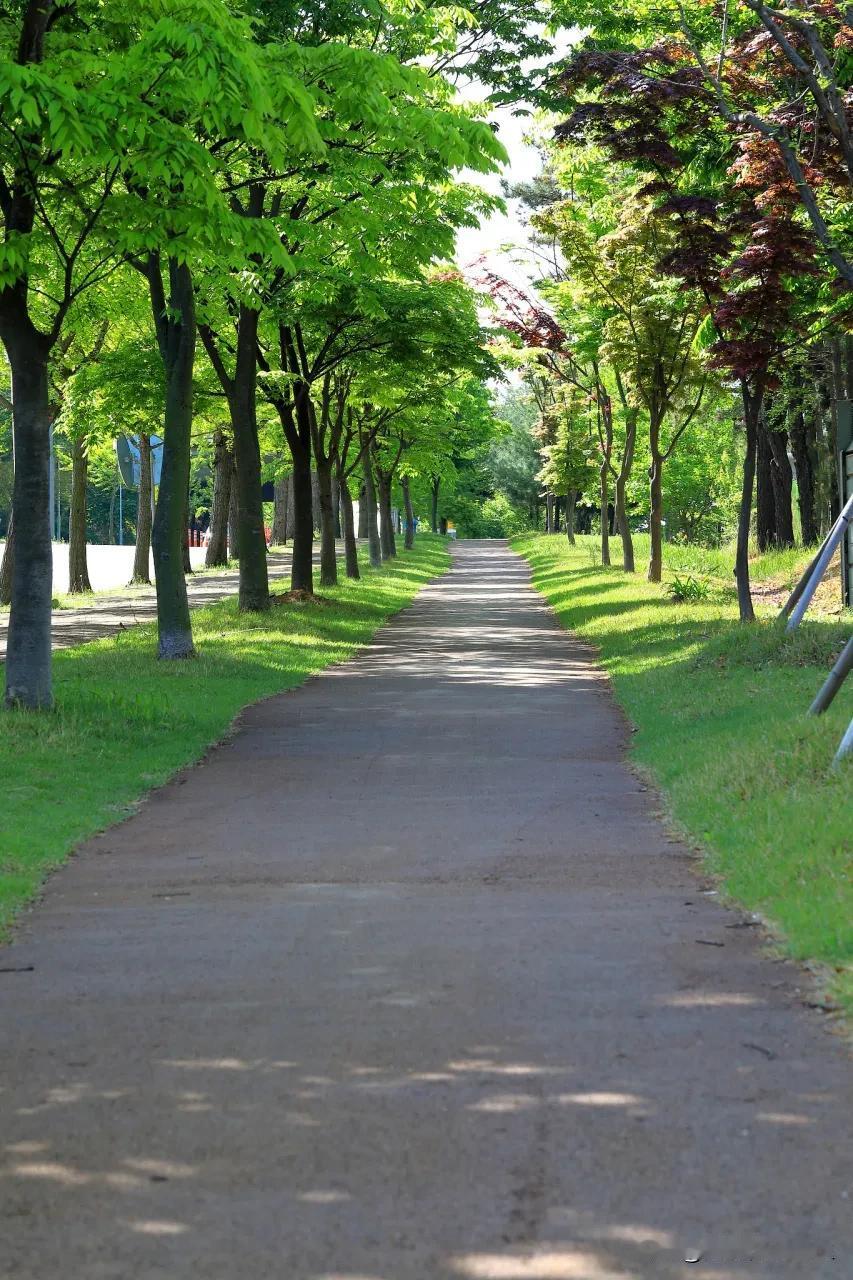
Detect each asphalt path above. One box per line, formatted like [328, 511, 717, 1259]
[1, 540, 850, 1279]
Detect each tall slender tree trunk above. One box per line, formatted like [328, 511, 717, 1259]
[565, 490, 577, 545]
[316, 453, 337, 588]
[338, 465, 360, 579]
[230, 305, 269, 612]
[332, 475, 341, 538]
[599, 468, 611, 568]
[3, 335, 53, 707]
[377, 467, 396, 559]
[284, 386, 315, 594]
[67, 435, 91, 593]
[272, 475, 288, 544]
[227, 465, 239, 560]
[150, 259, 196, 659]
[767, 427, 795, 549]
[205, 430, 231, 568]
[545, 492, 554, 534]
[735, 382, 761, 623]
[362, 451, 382, 569]
[357, 481, 368, 539]
[756, 420, 776, 551]
[430, 476, 441, 533]
[615, 410, 637, 572]
[401, 475, 415, 550]
[132, 431, 153, 582]
[790, 409, 819, 544]
[0, 512, 14, 606]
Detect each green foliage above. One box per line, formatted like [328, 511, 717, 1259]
[669, 572, 710, 603]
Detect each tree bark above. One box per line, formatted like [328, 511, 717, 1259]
[149, 258, 196, 660]
[338, 464, 360, 579]
[0, 512, 14, 606]
[401, 474, 415, 550]
[362, 450, 382, 569]
[205, 430, 231, 568]
[565, 490, 577, 545]
[600, 468, 611, 568]
[756, 419, 776, 552]
[272, 474, 289, 544]
[767, 426, 795, 549]
[377, 466, 396, 559]
[67, 435, 91, 593]
[430, 476, 441, 533]
[357, 481, 368, 539]
[3, 335, 53, 706]
[545, 491, 554, 534]
[132, 431, 153, 582]
[230, 305, 269, 611]
[316, 451, 338, 587]
[227, 463, 239, 560]
[789, 408, 819, 544]
[615, 409, 637, 572]
[735, 382, 761, 623]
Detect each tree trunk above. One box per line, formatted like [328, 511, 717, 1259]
[357, 482, 368, 539]
[789, 409, 819, 545]
[647, 459, 663, 582]
[615, 409, 637, 572]
[230, 304, 269, 612]
[362, 452, 382, 569]
[756, 419, 776, 552]
[3, 338, 53, 707]
[767, 427, 795, 549]
[287, 390, 315, 594]
[67, 435, 91, 593]
[565, 490, 577, 545]
[227, 463, 239, 560]
[205, 430, 231, 568]
[132, 431, 154, 582]
[332, 474, 341, 538]
[377, 468, 396, 559]
[150, 259, 196, 660]
[401, 474, 415, 550]
[431, 476, 440, 533]
[272, 475, 288, 544]
[545, 491, 554, 534]
[0, 512, 14, 606]
[316, 452, 338, 588]
[311, 468, 321, 532]
[735, 382, 760, 623]
[338, 466, 360, 579]
[599, 467, 611, 568]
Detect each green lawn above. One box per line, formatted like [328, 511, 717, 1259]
[0, 536, 449, 935]
[514, 532, 853, 1017]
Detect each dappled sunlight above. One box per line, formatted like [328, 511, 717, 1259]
[450, 1248, 634, 1278]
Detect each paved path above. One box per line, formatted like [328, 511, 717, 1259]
[1, 541, 850, 1280]
[0, 548, 306, 659]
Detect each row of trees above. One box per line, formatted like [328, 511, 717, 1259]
[478, 0, 850, 605]
[0, 0, 572, 708]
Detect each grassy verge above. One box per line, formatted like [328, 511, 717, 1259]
[0, 536, 449, 935]
[514, 532, 853, 1017]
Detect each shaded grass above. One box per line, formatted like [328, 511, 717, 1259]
[514, 533, 853, 1017]
[0, 537, 449, 935]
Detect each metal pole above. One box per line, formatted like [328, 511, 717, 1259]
[779, 523, 836, 620]
[786, 492, 853, 631]
[832, 715, 853, 769]
[118, 482, 123, 546]
[808, 634, 853, 715]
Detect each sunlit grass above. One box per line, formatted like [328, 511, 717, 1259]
[514, 532, 853, 1017]
[0, 537, 449, 935]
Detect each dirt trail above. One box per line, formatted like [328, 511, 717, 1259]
[1, 540, 850, 1280]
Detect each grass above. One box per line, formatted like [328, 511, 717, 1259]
[513, 531, 853, 1018]
[0, 536, 449, 935]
